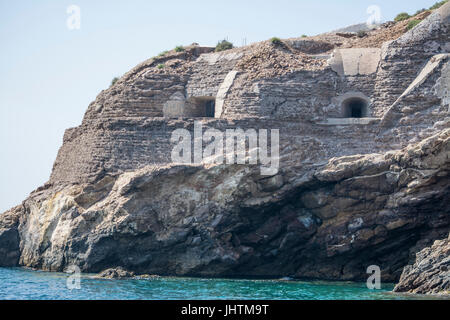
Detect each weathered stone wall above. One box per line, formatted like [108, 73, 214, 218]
[85, 72, 188, 120]
[50, 116, 403, 185]
[75, 4, 449, 127]
[48, 2, 450, 188]
[220, 69, 341, 120]
[372, 4, 450, 116]
[377, 55, 450, 148]
[186, 51, 243, 98]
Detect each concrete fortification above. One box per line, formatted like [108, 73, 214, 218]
[1, 2, 449, 295]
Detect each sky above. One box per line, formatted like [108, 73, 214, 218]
[0, 0, 442, 212]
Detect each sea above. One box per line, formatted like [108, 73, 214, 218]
[0, 267, 443, 300]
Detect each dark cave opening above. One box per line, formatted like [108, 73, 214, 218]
[342, 97, 368, 118]
[190, 97, 216, 118]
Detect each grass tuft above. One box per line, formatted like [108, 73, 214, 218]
[270, 37, 283, 45]
[406, 19, 421, 30]
[429, 0, 448, 10]
[110, 77, 119, 86]
[357, 30, 368, 38]
[394, 12, 410, 22]
[174, 46, 185, 52]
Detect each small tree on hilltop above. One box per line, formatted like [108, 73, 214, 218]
[394, 12, 410, 22]
[215, 40, 233, 52]
[174, 46, 185, 52]
[111, 77, 119, 86]
[270, 37, 283, 46]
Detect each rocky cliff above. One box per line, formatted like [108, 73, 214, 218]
[1, 2, 449, 295]
[2, 128, 448, 282]
[394, 234, 449, 295]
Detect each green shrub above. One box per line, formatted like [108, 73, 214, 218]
[158, 50, 169, 57]
[357, 30, 368, 38]
[215, 40, 233, 52]
[407, 19, 421, 30]
[429, 0, 448, 10]
[174, 46, 185, 52]
[270, 37, 282, 45]
[110, 77, 119, 86]
[414, 8, 427, 16]
[301, 34, 308, 38]
[157, 64, 165, 69]
[394, 12, 410, 22]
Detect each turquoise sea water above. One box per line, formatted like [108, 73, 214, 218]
[0, 267, 440, 300]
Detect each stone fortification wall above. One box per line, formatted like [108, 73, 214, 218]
[49, 2, 450, 187]
[50, 118, 393, 185]
[373, 4, 450, 116]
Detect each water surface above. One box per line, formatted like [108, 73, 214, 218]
[0, 267, 439, 300]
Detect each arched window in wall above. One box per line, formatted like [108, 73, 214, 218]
[342, 97, 369, 118]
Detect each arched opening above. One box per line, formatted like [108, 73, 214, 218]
[190, 97, 216, 118]
[163, 94, 217, 118]
[342, 97, 368, 118]
[205, 100, 215, 117]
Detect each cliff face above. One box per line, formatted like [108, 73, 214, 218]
[3, 129, 449, 282]
[0, 206, 21, 267]
[0, 3, 449, 294]
[394, 234, 449, 295]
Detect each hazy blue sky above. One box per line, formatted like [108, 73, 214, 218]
[0, 0, 441, 212]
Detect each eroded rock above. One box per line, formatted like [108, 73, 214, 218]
[97, 267, 135, 279]
[394, 234, 450, 295]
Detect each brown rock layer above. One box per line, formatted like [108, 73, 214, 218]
[394, 234, 450, 295]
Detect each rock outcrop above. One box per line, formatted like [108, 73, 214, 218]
[4, 129, 449, 283]
[0, 206, 21, 267]
[394, 234, 450, 295]
[96, 267, 135, 279]
[0, 2, 449, 295]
